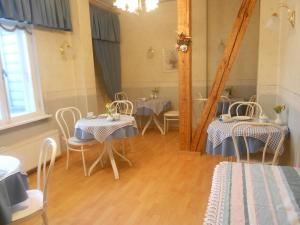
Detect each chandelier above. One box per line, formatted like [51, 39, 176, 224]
[113, 0, 159, 13]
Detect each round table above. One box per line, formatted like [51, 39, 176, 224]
[134, 98, 171, 135]
[75, 115, 138, 179]
[0, 156, 28, 225]
[206, 119, 289, 157]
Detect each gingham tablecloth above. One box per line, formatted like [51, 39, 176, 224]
[0, 156, 28, 225]
[207, 120, 289, 153]
[75, 115, 137, 143]
[134, 98, 171, 115]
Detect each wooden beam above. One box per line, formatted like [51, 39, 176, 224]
[178, 0, 192, 151]
[191, 0, 257, 152]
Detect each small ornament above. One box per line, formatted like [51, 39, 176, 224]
[176, 32, 191, 53]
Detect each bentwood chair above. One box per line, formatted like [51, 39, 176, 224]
[228, 101, 263, 118]
[55, 107, 98, 176]
[231, 122, 285, 165]
[110, 100, 134, 155]
[114, 92, 129, 101]
[10, 138, 57, 225]
[110, 100, 133, 116]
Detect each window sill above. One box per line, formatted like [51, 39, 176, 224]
[0, 114, 52, 131]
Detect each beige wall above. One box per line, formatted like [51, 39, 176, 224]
[120, 1, 178, 108]
[120, 0, 208, 127]
[207, 0, 260, 99]
[258, 0, 300, 166]
[0, 0, 102, 149]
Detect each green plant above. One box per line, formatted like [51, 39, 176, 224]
[273, 104, 286, 114]
[105, 103, 114, 116]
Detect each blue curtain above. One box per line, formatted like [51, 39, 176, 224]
[90, 5, 121, 100]
[0, 0, 72, 31]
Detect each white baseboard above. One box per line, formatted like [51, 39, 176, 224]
[0, 129, 61, 172]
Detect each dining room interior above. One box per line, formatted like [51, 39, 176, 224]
[1, 0, 300, 225]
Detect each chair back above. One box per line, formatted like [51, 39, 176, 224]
[231, 122, 285, 165]
[228, 101, 263, 118]
[55, 107, 82, 143]
[37, 138, 57, 206]
[110, 100, 133, 116]
[115, 92, 128, 101]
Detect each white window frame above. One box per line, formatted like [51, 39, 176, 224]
[0, 23, 49, 130]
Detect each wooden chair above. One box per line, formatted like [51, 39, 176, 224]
[110, 100, 133, 116]
[114, 92, 129, 101]
[163, 110, 179, 135]
[55, 107, 98, 176]
[228, 101, 263, 118]
[231, 122, 285, 165]
[10, 138, 57, 225]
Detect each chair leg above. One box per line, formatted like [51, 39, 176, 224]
[81, 148, 87, 176]
[66, 148, 70, 170]
[41, 212, 48, 225]
[164, 116, 166, 135]
[122, 141, 126, 156]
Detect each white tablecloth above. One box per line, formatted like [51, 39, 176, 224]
[134, 98, 171, 115]
[75, 115, 137, 142]
[207, 120, 289, 153]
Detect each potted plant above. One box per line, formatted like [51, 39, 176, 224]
[273, 104, 286, 125]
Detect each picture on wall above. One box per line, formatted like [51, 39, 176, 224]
[162, 48, 178, 72]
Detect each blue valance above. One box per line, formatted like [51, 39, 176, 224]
[90, 5, 120, 42]
[0, 0, 72, 31]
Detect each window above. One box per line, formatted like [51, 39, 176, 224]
[0, 25, 46, 129]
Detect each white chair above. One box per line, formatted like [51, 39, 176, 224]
[114, 92, 128, 101]
[164, 110, 179, 135]
[55, 107, 98, 176]
[231, 122, 285, 165]
[10, 138, 57, 225]
[110, 100, 134, 155]
[110, 100, 133, 116]
[228, 101, 263, 118]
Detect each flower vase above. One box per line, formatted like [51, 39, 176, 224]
[274, 113, 283, 125]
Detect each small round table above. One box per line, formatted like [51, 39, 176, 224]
[75, 115, 138, 179]
[206, 119, 289, 157]
[134, 98, 171, 135]
[0, 156, 28, 225]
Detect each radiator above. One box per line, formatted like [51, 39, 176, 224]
[0, 129, 61, 172]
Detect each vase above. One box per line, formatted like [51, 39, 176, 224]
[274, 114, 283, 125]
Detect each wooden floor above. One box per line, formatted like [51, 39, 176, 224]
[24, 130, 223, 225]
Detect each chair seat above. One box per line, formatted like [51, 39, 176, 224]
[164, 110, 179, 117]
[11, 190, 43, 222]
[68, 137, 97, 146]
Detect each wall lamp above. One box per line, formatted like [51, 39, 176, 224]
[266, 2, 296, 29]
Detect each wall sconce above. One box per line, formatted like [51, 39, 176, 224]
[266, 2, 296, 30]
[59, 41, 75, 59]
[147, 46, 155, 59]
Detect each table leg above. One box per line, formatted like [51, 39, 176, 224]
[142, 115, 153, 136]
[88, 144, 107, 176]
[106, 142, 120, 180]
[112, 145, 132, 166]
[153, 115, 164, 135]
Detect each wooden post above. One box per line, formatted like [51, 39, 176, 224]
[178, 0, 192, 151]
[191, 0, 257, 152]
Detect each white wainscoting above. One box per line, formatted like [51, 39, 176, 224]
[0, 129, 61, 172]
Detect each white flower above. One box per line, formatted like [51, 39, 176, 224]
[180, 44, 188, 52]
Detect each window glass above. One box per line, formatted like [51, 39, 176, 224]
[0, 29, 36, 117]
